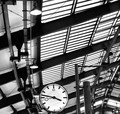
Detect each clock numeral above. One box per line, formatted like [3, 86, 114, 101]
[53, 84, 55, 88]
[58, 86, 61, 89]
[42, 90, 45, 93]
[41, 96, 45, 99]
[62, 91, 65, 93]
[52, 84, 55, 91]
[47, 106, 50, 109]
[47, 86, 49, 89]
[63, 97, 67, 99]
[42, 102, 46, 105]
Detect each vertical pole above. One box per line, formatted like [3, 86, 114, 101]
[83, 81, 92, 114]
[75, 64, 81, 114]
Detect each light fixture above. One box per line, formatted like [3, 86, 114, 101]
[30, 59, 39, 69]
[30, 2, 42, 16]
[30, 64, 38, 69]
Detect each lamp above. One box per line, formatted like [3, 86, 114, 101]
[30, 59, 38, 69]
[30, 2, 42, 16]
[30, 64, 38, 69]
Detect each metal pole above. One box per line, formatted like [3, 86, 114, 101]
[83, 81, 92, 114]
[75, 64, 81, 114]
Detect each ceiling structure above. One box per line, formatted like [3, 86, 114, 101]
[0, 0, 120, 114]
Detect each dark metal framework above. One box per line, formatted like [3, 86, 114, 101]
[0, 0, 120, 114]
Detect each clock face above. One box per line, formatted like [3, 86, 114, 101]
[39, 83, 68, 112]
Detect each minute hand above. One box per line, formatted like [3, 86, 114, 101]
[42, 94, 61, 101]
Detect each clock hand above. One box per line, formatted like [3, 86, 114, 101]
[52, 96, 62, 101]
[42, 94, 62, 101]
[41, 94, 53, 98]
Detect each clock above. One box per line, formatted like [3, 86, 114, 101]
[39, 83, 68, 112]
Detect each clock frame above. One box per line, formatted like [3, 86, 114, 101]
[39, 83, 68, 112]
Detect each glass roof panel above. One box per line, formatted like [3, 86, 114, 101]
[64, 82, 76, 94]
[42, 0, 73, 22]
[101, 11, 118, 21]
[65, 97, 76, 109]
[108, 99, 120, 107]
[72, 18, 97, 27]
[43, 0, 69, 6]
[98, 21, 113, 28]
[8, 1, 33, 33]
[67, 43, 88, 53]
[75, 0, 102, 12]
[41, 29, 67, 61]
[0, 106, 13, 114]
[42, 65, 61, 85]
[94, 100, 103, 106]
[42, 29, 67, 38]
[0, 80, 19, 97]
[111, 88, 120, 97]
[13, 101, 26, 111]
[83, 52, 102, 71]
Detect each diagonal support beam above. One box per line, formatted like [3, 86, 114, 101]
[0, 1, 120, 50]
[92, 25, 120, 96]
[0, 88, 17, 113]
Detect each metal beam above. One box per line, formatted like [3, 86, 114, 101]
[83, 81, 92, 114]
[75, 64, 81, 114]
[0, 1, 120, 50]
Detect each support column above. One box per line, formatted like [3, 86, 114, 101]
[83, 81, 92, 114]
[75, 64, 81, 114]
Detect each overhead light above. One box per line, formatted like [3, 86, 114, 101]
[30, 63, 38, 69]
[30, 2, 42, 16]
[30, 59, 39, 69]
[30, 8, 42, 16]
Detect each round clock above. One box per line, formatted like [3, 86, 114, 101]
[39, 83, 68, 112]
